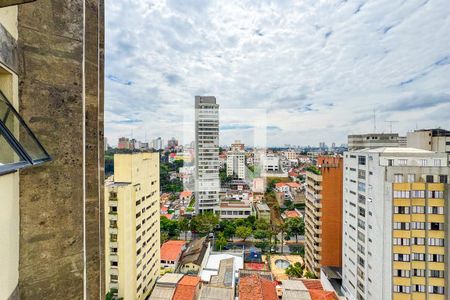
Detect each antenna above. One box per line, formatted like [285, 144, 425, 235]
[373, 109, 376, 133]
[384, 120, 399, 133]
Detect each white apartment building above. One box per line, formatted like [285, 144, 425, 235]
[227, 150, 246, 179]
[262, 154, 280, 172]
[342, 148, 449, 300]
[219, 201, 253, 219]
[195, 96, 220, 214]
[105, 153, 161, 299]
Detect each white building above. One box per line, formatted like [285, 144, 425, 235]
[227, 146, 246, 179]
[195, 96, 220, 214]
[218, 201, 253, 219]
[262, 154, 280, 172]
[407, 128, 450, 156]
[342, 147, 449, 300]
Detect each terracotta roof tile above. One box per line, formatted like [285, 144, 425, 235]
[300, 279, 323, 291]
[309, 290, 339, 300]
[180, 191, 193, 198]
[160, 240, 186, 261]
[172, 275, 200, 300]
[284, 210, 300, 218]
[239, 274, 277, 300]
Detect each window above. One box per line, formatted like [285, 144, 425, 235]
[393, 222, 410, 230]
[411, 206, 425, 214]
[428, 254, 444, 262]
[428, 222, 444, 230]
[110, 274, 118, 282]
[411, 190, 425, 198]
[429, 270, 445, 278]
[426, 175, 434, 183]
[428, 238, 444, 246]
[393, 285, 410, 293]
[388, 159, 393, 166]
[358, 156, 366, 165]
[407, 174, 415, 183]
[411, 237, 425, 245]
[439, 175, 448, 183]
[394, 206, 409, 214]
[393, 190, 410, 198]
[0, 91, 51, 175]
[428, 286, 445, 294]
[413, 285, 425, 293]
[428, 190, 444, 198]
[413, 269, 425, 277]
[419, 159, 427, 166]
[394, 174, 403, 183]
[393, 269, 410, 277]
[411, 222, 425, 230]
[433, 159, 441, 166]
[398, 159, 407, 166]
[412, 253, 425, 261]
[427, 206, 444, 214]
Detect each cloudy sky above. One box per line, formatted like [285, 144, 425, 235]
[105, 0, 450, 147]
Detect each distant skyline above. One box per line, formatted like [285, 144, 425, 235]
[105, 0, 450, 146]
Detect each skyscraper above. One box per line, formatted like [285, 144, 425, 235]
[105, 153, 161, 299]
[305, 155, 343, 277]
[342, 147, 449, 299]
[195, 96, 220, 214]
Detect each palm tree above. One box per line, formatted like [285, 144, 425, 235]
[277, 222, 288, 254]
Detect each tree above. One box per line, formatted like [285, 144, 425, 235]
[277, 222, 288, 254]
[286, 217, 305, 243]
[179, 218, 190, 240]
[190, 213, 219, 234]
[160, 216, 179, 237]
[255, 219, 269, 231]
[304, 270, 317, 279]
[254, 229, 270, 240]
[255, 240, 270, 252]
[215, 232, 227, 251]
[284, 199, 294, 210]
[160, 231, 169, 244]
[285, 262, 303, 278]
[246, 215, 256, 226]
[235, 226, 252, 241]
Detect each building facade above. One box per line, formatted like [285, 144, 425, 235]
[342, 148, 449, 300]
[227, 140, 246, 179]
[195, 96, 220, 214]
[407, 128, 450, 156]
[348, 133, 400, 150]
[305, 156, 343, 277]
[0, 1, 104, 299]
[105, 153, 161, 299]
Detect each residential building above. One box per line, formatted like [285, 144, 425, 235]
[407, 128, 450, 155]
[150, 273, 184, 300]
[118, 137, 130, 149]
[348, 133, 399, 150]
[227, 140, 246, 179]
[195, 96, 220, 214]
[0, 1, 104, 299]
[219, 201, 253, 219]
[180, 190, 193, 205]
[201, 255, 243, 285]
[179, 237, 210, 274]
[342, 147, 449, 300]
[305, 156, 343, 277]
[160, 240, 187, 272]
[239, 274, 278, 300]
[172, 275, 201, 300]
[105, 153, 161, 299]
[262, 154, 280, 171]
[255, 203, 271, 222]
[152, 137, 163, 150]
[398, 136, 407, 147]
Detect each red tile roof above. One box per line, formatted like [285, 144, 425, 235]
[180, 190, 193, 198]
[284, 210, 300, 218]
[275, 182, 288, 188]
[286, 182, 301, 188]
[239, 274, 278, 300]
[309, 290, 339, 300]
[244, 262, 268, 271]
[288, 171, 299, 177]
[160, 240, 186, 261]
[172, 275, 200, 300]
[300, 279, 323, 291]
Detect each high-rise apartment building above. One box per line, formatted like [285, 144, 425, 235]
[195, 96, 220, 214]
[342, 148, 449, 300]
[348, 133, 399, 150]
[105, 153, 161, 299]
[152, 137, 163, 151]
[227, 140, 246, 179]
[0, 1, 104, 299]
[305, 156, 343, 277]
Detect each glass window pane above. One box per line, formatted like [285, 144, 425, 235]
[0, 130, 26, 165]
[0, 92, 50, 162]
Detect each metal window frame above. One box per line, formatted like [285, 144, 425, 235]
[0, 90, 51, 175]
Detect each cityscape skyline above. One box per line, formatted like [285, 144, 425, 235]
[106, 0, 450, 146]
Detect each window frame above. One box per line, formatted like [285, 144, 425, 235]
[0, 90, 51, 175]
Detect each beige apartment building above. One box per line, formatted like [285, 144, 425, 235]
[105, 153, 161, 299]
[342, 148, 449, 300]
[1, 1, 104, 299]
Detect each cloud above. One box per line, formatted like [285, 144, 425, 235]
[381, 94, 450, 112]
[105, 0, 450, 146]
[221, 124, 254, 131]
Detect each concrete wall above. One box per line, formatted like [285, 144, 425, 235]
[16, 0, 104, 298]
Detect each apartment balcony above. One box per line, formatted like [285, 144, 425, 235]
[109, 199, 118, 206]
[109, 227, 118, 235]
[108, 212, 118, 221]
[109, 241, 118, 248]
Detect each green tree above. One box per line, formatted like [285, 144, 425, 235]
[286, 217, 305, 243]
[160, 216, 179, 238]
[277, 222, 289, 254]
[255, 240, 270, 252]
[285, 262, 303, 278]
[246, 215, 256, 227]
[235, 226, 252, 241]
[191, 213, 219, 234]
[179, 218, 190, 240]
[304, 270, 317, 279]
[160, 231, 169, 244]
[253, 229, 270, 240]
[255, 219, 270, 231]
[215, 232, 227, 251]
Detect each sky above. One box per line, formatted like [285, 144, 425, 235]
[105, 0, 450, 147]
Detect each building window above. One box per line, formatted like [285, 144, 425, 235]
[358, 156, 366, 165]
[413, 269, 425, 277]
[394, 174, 403, 183]
[407, 174, 415, 183]
[413, 285, 425, 293]
[0, 91, 51, 175]
[428, 286, 445, 294]
[433, 159, 441, 166]
[398, 159, 407, 166]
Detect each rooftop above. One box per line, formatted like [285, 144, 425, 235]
[160, 240, 186, 262]
[180, 190, 193, 198]
[256, 203, 270, 211]
[358, 147, 433, 154]
[172, 275, 200, 300]
[239, 274, 278, 300]
[198, 286, 234, 300]
[157, 273, 185, 285]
